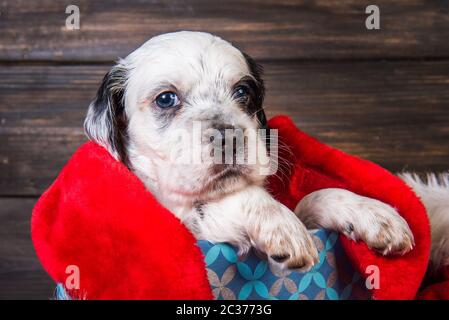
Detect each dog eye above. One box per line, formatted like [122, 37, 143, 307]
[155, 91, 180, 108]
[233, 86, 249, 101]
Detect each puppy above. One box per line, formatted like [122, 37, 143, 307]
[84, 31, 447, 273]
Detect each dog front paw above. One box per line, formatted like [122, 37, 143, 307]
[349, 199, 415, 255]
[295, 189, 415, 256]
[252, 203, 319, 272]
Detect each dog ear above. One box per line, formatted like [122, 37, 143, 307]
[84, 65, 128, 163]
[242, 52, 267, 129]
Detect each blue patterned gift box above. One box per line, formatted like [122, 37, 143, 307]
[198, 229, 370, 300]
[56, 229, 370, 300]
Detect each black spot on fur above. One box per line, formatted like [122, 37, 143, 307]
[346, 223, 355, 234]
[85, 66, 129, 165]
[195, 201, 206, 220]
[241, 52, 271, 151]
[242, 52, 266, 129]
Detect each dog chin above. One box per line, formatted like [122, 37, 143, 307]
[197, 165, 256, 200]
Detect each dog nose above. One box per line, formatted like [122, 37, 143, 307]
[215, 124, 235, 138]
[209, 125, 234, 146]
[209, 124, 239, 162]
[216, 125, 236, 150]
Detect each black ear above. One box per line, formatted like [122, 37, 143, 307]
[84, 65, 128, 163]
[242, 52, 267, 129]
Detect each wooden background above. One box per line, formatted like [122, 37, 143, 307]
[0, 0, 448, 299]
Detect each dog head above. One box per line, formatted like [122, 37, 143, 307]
[85, 31, 271, 205]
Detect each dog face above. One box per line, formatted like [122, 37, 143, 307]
[85, 31, 269, 205]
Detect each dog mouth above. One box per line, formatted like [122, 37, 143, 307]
[216, 166, 243, 180]
[210, 164, 245, 181]
[202, 164, 248, 194]
[200, 165, 244, 197]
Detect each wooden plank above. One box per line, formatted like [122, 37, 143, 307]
[0, 0, 448, 61]
[0, 198, 54, 299]
[0, 66, 100, 196]
[1, 61, 449, 196]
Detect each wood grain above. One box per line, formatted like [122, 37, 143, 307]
[0, 0, 448, 61]
[0, 198, 54, 300]
[1, 60, 448, 196]
[1, 0, 448, 301]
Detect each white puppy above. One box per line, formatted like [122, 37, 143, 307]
[84, 31, 447, 273]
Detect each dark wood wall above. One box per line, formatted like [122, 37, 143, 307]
[0, 0, 448, 299]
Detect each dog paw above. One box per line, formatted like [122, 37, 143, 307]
[253, 203, 319, 272]
[295, 189, 415, 256]
[343, 198, 415, 255]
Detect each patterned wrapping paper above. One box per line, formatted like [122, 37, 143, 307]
[55, 229, 370, 300]
[199, 230, 370, 300]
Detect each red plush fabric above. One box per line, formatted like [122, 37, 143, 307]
[32, 115, 431, 300]
[32, 142, 213, 299]
[417, 266, 449, 300]
[267, 116, 431, 300]
[418, 281, 449, 300]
